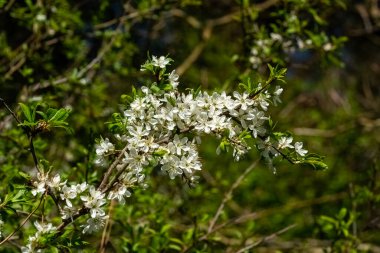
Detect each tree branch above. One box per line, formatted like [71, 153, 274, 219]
[207, 160, 259, 234]
[0, 195, 44, 246]
[235, 224, 297, 253]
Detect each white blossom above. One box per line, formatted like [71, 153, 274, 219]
[278, 136, 294, 149]
[61, 206, 77, 220]
[273, 86, 283, 106]
[82, 215, 109, 234]
[60, 185, 78, 207]
[152, 56, 170, 68]
[34, 221, 56, 235]
[80, 186, 106, 218]
[108, 185, 131, 204]
[168, 135, 190, 156]
[294, 142, 308, 156]
[168, 70, 179, 88]
[96, 138, 114, 156]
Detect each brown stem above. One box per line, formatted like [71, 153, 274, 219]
[235, 224, 297, 253]
[207, 160, 259, 234]
[99, 200, 116, 253]
[0, 98, 22, 124]
[29, 135, 41, 173]
[0, 195, 44, 246]
[98, 144, 129, 191]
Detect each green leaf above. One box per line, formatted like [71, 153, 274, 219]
[168, 244, 182, 251]
[301, 159, 328, 170]
[18, 171, 31, 180]
[153, 149, 168, 157]
[337, 208, 347, 220]
[19, 103, 33, 122]
[300, 153, 328, 170]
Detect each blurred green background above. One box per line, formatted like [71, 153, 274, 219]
[0, 0, 379, 252]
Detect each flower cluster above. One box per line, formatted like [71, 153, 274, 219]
[31, 172, 65, 196]
[31, 176, 109, 234]
[22, 56, 319, 251]
[21, 221, 57, 253]
[95, 56, 308, 191]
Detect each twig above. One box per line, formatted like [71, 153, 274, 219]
[235, 224, 297, 253]
[176, 13, 237, 76]
[207, 160, 259, 234]
[99, 200, 116, 253]
[208, 192, 346, 237]
[0, 98, 22, 124]
[1, 98, 40, 172]
[0, 195, 44, 246]
[55, 206, 89, 234]
[29, 135, 40, 172]
[0, 0, 16, 13]
[102, 163, 128, 194]
[175, 0, 279, 76]
[356, 4, 373, 34]
[93, 7, 157, 30]
[29, 18, 124, 93]
[98, 144, 129, 191]
[5, 57, 26, 79]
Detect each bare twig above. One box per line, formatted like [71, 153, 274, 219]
[235, 224, 297, 253]
[99, 200, 116, 253]
[29, 17, 125, 93]
[209, 192, 346, 237]
[175, 0, 279, 76]
[207, 160, 259, 234]
[28, 135, 41, 173]
[0, 0, 16, 13]
[356, 4, 373, 33]
[5, 57, 26, 79]
[0, 98, 22, 124]
[176, 13, 237, 76]
[98, 144, 129, 191]
[0, 195, 44, 246]
[56, 205, 89, 232]
[1, 99, 41, 172]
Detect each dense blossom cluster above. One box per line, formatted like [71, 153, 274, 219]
[95, 56, 308, 185]
[23, 56, 310, 250]
[21, 221, 56, 253]
[28, 172, 110, 238]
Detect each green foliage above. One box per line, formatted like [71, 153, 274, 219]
[18, 103, 72, 134]
[0, 0, 378, 252]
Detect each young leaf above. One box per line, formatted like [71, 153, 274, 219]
[19, 103, 33, 122]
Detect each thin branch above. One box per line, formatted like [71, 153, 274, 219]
[208, 192, 346, 237]
[0, 0, 16, 13]
[93, 7, 157, 30]
[176, 13, 237, 76]
[175, 0, 279, 76]
[98, 144, 129, 191]
[207, 160, 259, 234]
[0, 98, 22, 124]
[5, 57, 26, 79]
[0, 195, 44, 246]
[102, 163, 129, 194]
[55, 206, 89, 234]
[29, 135, 40, 173]
[99, 200, 116, 253]
[1, 98, 40, 172]
[235, 224, 297, 253]
[29, 18, 125, 93]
